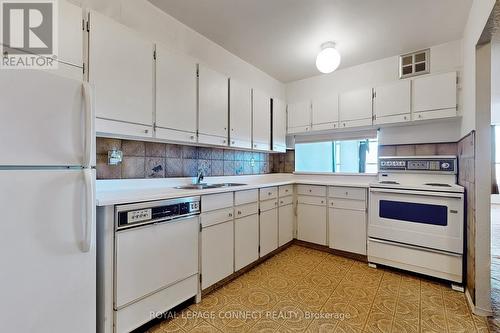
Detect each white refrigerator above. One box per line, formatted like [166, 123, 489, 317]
[0, 69, 96, 333]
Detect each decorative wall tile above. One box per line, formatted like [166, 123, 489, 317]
[146, 157, 165, 178]
[165, 144, 182, 158]
[166, 158, 183, 177]
[95, 138, 287, 180]
[96, 138, 121, 155]
[145, 142, 166, 157]
[183, 159, 198, 177]
[211, 160, 224, 176]
[122, 157, 145, 178]
[122, 140, 145, 157]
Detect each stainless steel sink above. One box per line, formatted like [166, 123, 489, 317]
[174, 183, 247, 190]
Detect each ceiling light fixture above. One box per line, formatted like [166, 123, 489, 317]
[316, 41, 341, 74]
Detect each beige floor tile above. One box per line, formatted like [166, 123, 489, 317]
[144, 245, 486, 333]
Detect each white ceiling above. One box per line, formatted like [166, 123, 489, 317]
[148, 0, 472, 83]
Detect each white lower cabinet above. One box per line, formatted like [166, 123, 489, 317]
[297, 191, 327, 245]
[328, 186, 367, 255]
[278, 196, 294, 247]
[201, 219, 234, 289]
[259, 195, 279, 257]
[234, 202, 259, 271]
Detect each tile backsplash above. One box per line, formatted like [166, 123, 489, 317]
[378, 142, 458, 157]
[96, 138, 291, 179]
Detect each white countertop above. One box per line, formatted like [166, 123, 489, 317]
[96, 173, 375, 206]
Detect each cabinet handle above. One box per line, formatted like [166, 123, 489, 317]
[274, 201, 277, 206]
[418, 114, 423, 119]
[345, 192, 348, 196]
[237, 211, 242, 215]
[231, 141, 235, 145]
[280, 201, 284, 204]
[309, 189, 312, 193]
[144, 129, 149, 134]
[254, 144, 257, 148]
[343, 123, 346, 127]
[403, 116, 407, 120]
[285, 189, 288, 192]
[228, 213, 233, 217]
[223, 140, 227, 144]
[224, 127, 227, 130]
[190, 135, 195, 140]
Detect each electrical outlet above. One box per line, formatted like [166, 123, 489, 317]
[108, 149, 123, 165]
[250, 158, 256, 167]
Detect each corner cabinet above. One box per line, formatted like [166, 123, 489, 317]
[287, 101, 311, 134]
[312, 94, 339, 131]
[413, 71, 457, 121]
[198, 64, 229, 146]
[229, 79, 252, 149]
[373, 80, 411, 125]
[88, 10, 154, 138]
[272, 98, 287, 152]
[155, 44, 198, 144]
[338, 88, 373, 129]
[252, 89, 271, 150]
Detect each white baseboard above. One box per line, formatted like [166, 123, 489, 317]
[465, 288, 494, 316]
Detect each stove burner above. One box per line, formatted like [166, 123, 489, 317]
[379, 181, 400, 184]
[424, 183, 452, 187]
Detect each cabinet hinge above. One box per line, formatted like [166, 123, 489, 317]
[199, 223, 202, 232]
[372, 91, 376, 98]
[82, 18, 85, 31]
[153, 122, 157, 131]
[86, 20, 90, 32]
[258, 209, 261, 215]
[82, 63, 85, 75]
[199, 274, 202, 284]
[153, 49, 156, 60]
[258, 245, 261, 254]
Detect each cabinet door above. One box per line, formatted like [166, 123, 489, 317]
[312, 94, 339, 129]
[252, 89, 271, 150]
[234, 214, 259, 271]
[339, 88, 373, 124]
[273, 98, 287, 152]
[278, 204, 294, 246]
[374, 80, 410, 124]
[198, 64, 229, 140]
[413, 72, 457, 113]
[329, 208, 366, 255]
[156, 44, 197, 138]
[89, 11, 154, 127]
[297, 204, 326, 245]
[59, 0, 83, 67]
[229, 79, 252, 149]
[287, 101, 311, 132]
[260, 208, 278, 257]
[201, 220, 234, 289]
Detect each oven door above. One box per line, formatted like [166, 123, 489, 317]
[369, 187, 464, 254]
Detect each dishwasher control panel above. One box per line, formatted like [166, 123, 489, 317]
[116, 197, 201, 230]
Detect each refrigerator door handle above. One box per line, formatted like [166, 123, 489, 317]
[82, 169, 95, 252]
[83, 82, 95, 168]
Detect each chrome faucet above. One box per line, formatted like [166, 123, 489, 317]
[196, 170, 204, 184]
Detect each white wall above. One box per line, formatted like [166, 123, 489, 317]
[70, 0, 285, 99]
[461, 0, 496, 136]
[492, 41, 500, 125]
[285, 40, 463, 144]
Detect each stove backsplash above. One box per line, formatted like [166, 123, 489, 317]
[378, 142, 458, 157]
[96, 137, 292, 179]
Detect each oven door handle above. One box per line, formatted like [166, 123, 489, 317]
[369, 238, 462, 257]
[369, 187, 464, 199]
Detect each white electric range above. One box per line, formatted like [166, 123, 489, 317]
[368, 156, 465, 290]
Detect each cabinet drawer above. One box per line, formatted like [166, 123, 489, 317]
[329, 186, 366, 201]
[234, 202, 258, 218]
[297, 185, 326, 197]
[260, 198, 278, 212]
[201, 208, 234, 228]
[234, 189, 258, 206]
[202, 192, 233, 212]
[278, 185, 293, 197]
[297, 195, 326, 206]
[278, 195, 293, 207]
[328, 198, 366, 211]
[260, 187, 278, 200]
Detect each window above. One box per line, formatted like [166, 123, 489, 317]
[295, 138, 378, 173]
[399, 49, 430, 79]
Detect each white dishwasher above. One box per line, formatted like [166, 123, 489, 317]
[97, 197, 201, 333]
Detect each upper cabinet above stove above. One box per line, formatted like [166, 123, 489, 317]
[413, 71, 457, 121]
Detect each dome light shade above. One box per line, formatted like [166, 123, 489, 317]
[316, 42, 341, 74]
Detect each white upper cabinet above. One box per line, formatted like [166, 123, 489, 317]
[155, 44, 198, 144]
[312, 94, 339, 131]
[252, 89, 271, 150]
[88, 10, 154, 135]
[229, 79, 252, 149]
[338, 88, 373, 128]
[373, 80, 411, 125]
[198, 64, 229, 145]
[272, 98, 287, 152]
[58, 0, 83, 68]
[413, 71, 457, 120]
[287, 101, 311, 133]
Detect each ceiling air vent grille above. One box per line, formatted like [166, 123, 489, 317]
[399, 49, 430, 79]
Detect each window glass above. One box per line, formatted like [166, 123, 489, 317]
[295, 138, 378, 173]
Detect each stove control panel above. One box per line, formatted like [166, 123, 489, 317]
[379, 157, 456, 173]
